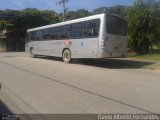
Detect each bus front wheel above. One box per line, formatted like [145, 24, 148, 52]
[63, 49, 72, 63]
[30, 48, 37, 58]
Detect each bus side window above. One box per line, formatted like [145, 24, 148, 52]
[83, 19, 100, 38]
[37, 30, 43, 40]
[30, 32, 35, 41]
[43, 28, 52, 40]
[70, 22, 83, 39]
[60, 25, 71, 32]
[51, 27, 59, 40]
[59, 31, 70, 39]
[59, 25, 70, 39]
[70, 31, 82, 38]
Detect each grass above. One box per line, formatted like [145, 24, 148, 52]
[128, 53, 160, 61]
[128, 44, 160, 61]
[128, 47, 160, 61]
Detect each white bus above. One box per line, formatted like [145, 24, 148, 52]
[25, 13, 128, 63]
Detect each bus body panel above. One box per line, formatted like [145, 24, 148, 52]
[26, 38, 100, 58]
[25, 13, 128, 60]
[70, 38, 99, 58]
[99, 14, 128, 58]
[101, 34, 128, 58]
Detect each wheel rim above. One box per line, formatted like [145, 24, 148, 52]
[31, 49, 35, 57]
[64, 52, 69, 61]
[63, 50, 71, 63]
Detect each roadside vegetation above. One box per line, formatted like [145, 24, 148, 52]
[128, 44, 160, 61]
[128, 53, 160, 61]
[0, 0, 159, 60]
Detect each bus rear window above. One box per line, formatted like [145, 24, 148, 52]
[106, 15, 127, 36]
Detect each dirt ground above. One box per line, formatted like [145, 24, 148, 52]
[119, 58, 160, 70]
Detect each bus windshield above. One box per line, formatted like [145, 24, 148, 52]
[106, 15, 127, 36]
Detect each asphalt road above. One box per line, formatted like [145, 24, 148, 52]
[0, 52, 160, 114]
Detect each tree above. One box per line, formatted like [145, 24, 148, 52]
[93, 5, 128, 17]
[93, 7, 107, 14]
[0, 9, 60, 51]
[65, 9, 91, 20]
[0, 20, 13, 29]
[153, 0, 160, 44]
[127, 0, 155, 54]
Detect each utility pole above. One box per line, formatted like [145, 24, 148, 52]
[56, 0, 68, 21]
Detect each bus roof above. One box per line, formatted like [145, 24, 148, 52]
[27, 13, 105, 32]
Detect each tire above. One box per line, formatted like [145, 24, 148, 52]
[30, 48, 37, 58]
[63, 49, 72, 63]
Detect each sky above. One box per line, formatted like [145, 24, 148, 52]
[0, 0, 134, 12]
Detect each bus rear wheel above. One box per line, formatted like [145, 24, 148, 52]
[63, 49, 72, 63]
[30, 48, 37, 58]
